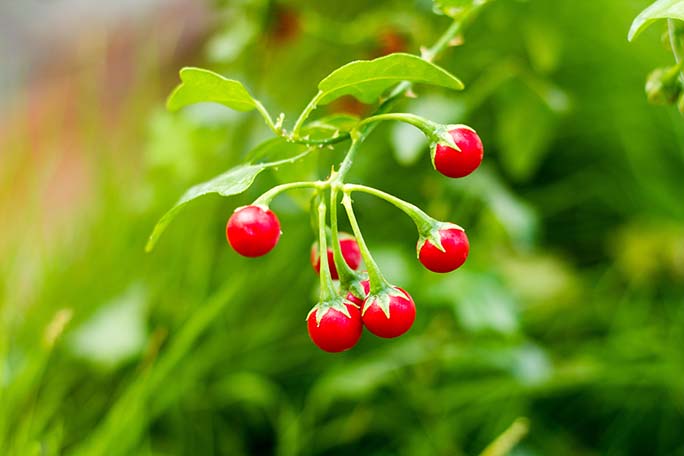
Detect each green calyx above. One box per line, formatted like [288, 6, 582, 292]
[429, 123, 475, 166]
[416, 221, 464, 256]
[645, 65, 684, 105]
[343, 272, 368, 303]
[362, 285, 406, 318]
[431, 123, 461, 151]
[308, 296, 356, 326]
[678, 91, 684, 114]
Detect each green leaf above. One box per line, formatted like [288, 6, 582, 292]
[145, 164, 267, 252]
[628, 0, 684, 41]
[317, 53, 464, 105]
[146, 138, 313, 252]
[167, 67, 257, 112]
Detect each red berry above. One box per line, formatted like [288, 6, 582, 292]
[418, 228, 469, 273]
[226, 205, 281, 257]
[433, 125, 483, 178]
[310, 234, 362, 280]
[307, 303, 362, 353]
[362, 287, 416, 338]
[345, 279, 370, 306]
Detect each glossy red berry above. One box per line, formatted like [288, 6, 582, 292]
[433, 125, 483, 178]
[310, 233, 362, 280]
[418, 228, 469, 273]
[307, 303, 362, 353]
[362, 287, 416, 338]
[226, 205, 281, 257]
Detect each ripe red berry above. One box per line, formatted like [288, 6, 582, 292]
[363, 287, 416, 338]
[433, 125, 483, 178]
[307, 303, 362, 353]
[418, 228, 469, 273]
[310, 233, 362, 279]
[345, 279, 370, 306]
[226, 205, 281, 257]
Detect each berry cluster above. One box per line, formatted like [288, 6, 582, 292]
[226, 126, 483, 352]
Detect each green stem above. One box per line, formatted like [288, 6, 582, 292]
[329, 184, 358, 286]
[317, 199, 338, 302]
[341, 193, 391, 294]
[668, 19, 684, 83]
[288, 134, 351, 146]
[422, 18, 464, 62]
[292, 90, 324, 137]
[253, 100, 280, 135]
[263, 148, 316, 168]
[336, 139, 362, 183]
[343, 184, 436, 235]
[356, 112, 438, 134]
[253, 181, 325, 206]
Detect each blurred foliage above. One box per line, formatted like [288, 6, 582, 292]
[2, 0, 684, 455]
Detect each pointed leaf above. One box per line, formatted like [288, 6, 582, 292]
[317, 53, 464, 105]
[167, 67, 257, 112]
[146, 163, 266, 252]
[628, 0, 684, 41]
[146, 139, 313, 252]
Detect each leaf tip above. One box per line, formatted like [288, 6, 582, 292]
[145, 236, 157, 253]
[627, 24, 639, 42]
[165, 85, 183, 112]
[178, 66, 203, 79]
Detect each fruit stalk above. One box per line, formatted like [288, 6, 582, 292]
[316, 198, 338, 302]
[329, 183, 362, 287]
[342, 183, 438, 236]
[341, 193, 392, 295]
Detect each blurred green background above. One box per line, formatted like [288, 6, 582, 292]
[2, 0, 684, 454]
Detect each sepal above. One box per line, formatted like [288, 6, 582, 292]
[432, 124, 461, 151]
[429, 123, 468, 167]
[342, 272, 368, 302]
[308, 296, 353, 326]
[362, 285, 407, 318]
[416, 221, 464, 256]
[645, 65, 683, 105]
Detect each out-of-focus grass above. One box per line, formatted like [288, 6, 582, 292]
[2, 0, 684, 455]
